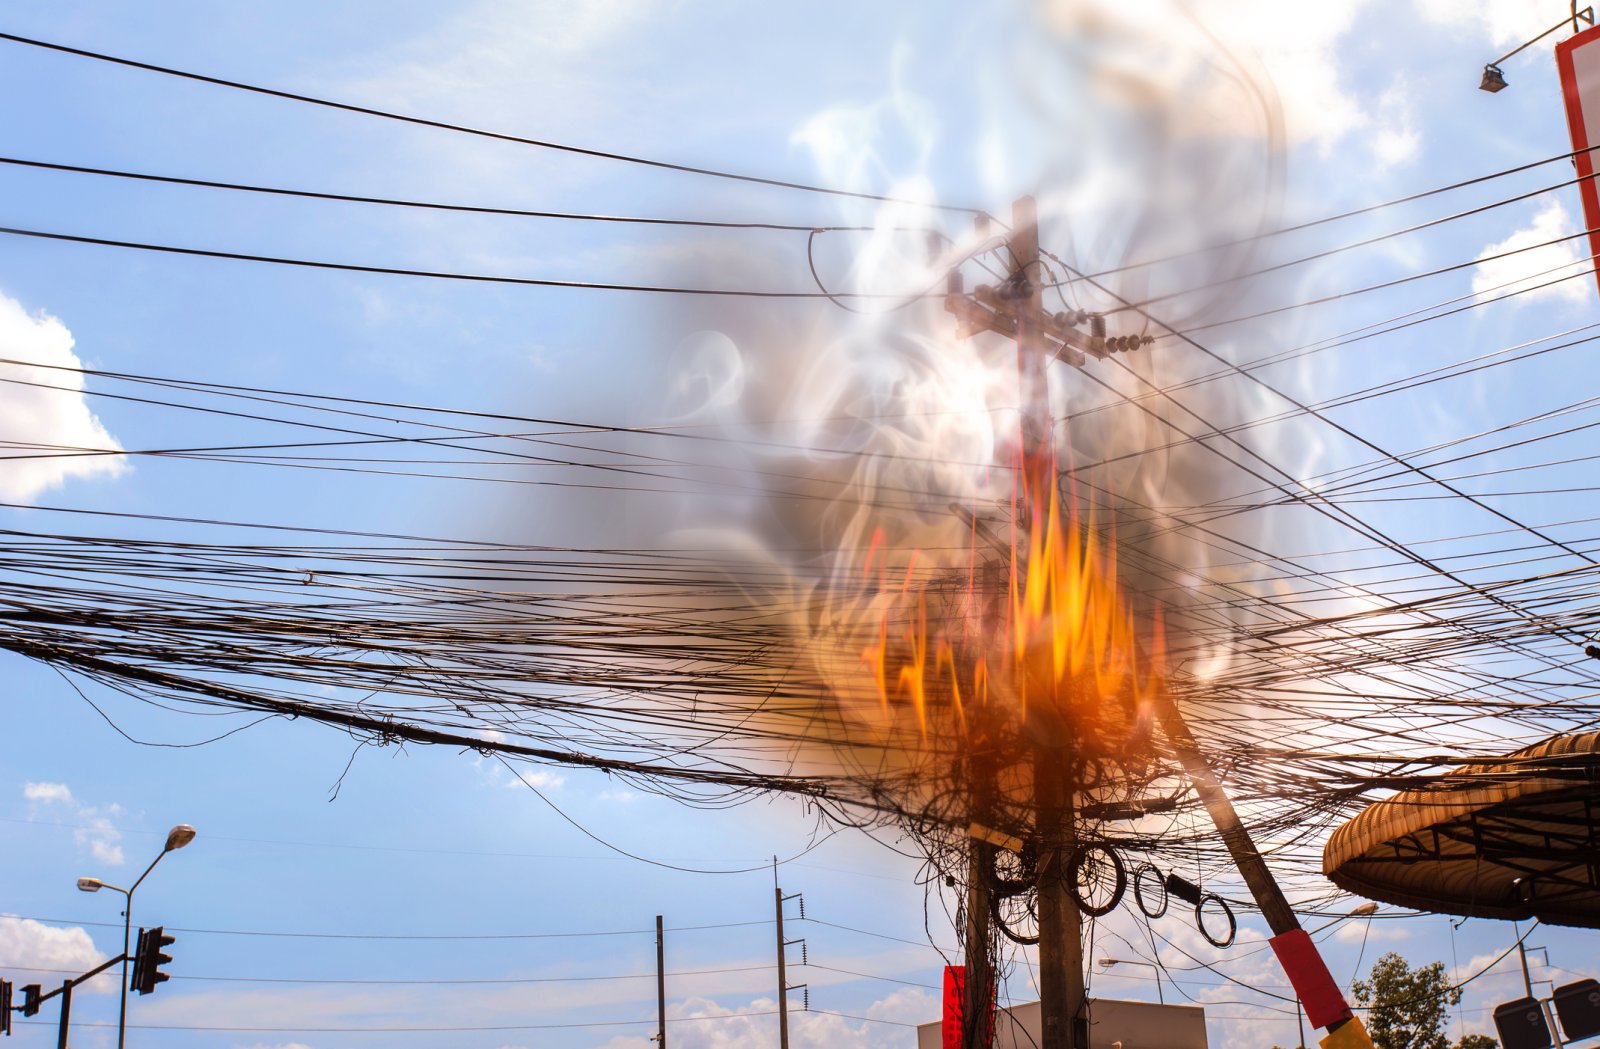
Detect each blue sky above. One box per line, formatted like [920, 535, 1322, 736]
[3, 2, 1600, 1048]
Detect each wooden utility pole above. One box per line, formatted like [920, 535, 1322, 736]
[1009, 195, 1089, 1049]
[1154, 690, 1372, 1047]
[941, 194, 1369, 1049]
[963, 825, 996, 1048]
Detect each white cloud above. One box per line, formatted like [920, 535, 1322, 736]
[329, 0, 662, 196]
[596, 989, 937, 1049]
[22, 781, 125, 866]
[1035, 0, 1382, 155]
[1470, 200, 1591, 307]
[1195, 0, 1377, 151]
[1333, 919, 1411, 943]
[22, 781, 72, 803]
[1415, 0, 1552, 48]
[76, 811, 126, 866]
[0, 291, 127, 502]
[0, 917, 117, 993]
[1371, 76, 1420, 167]
[500, 767, 564, 791]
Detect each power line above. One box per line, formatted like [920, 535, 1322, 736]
[0, 30, 979, 213]
[0, 913, 772, 941]
[0, 224, 932, 298]
[1064, 140, 1600, 286]
[13, 1011, 783, 1033]
[0, 154, 881, 232]
[800, 917, 950, 951]
[0, 961, 772, 986]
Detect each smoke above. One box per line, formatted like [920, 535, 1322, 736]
[635, 0, 1316, 718]
[474, 1, 1335, 801]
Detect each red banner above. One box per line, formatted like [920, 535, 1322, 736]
[1557, 22, 1600, 298]
[942, 965, 996, 1049]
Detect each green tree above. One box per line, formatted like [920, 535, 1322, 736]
[1352, 952, 1464, 1049]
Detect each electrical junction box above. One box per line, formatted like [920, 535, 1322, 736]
[1554, 978, 1600, 1041]
[1494, 997, 1553, 1049]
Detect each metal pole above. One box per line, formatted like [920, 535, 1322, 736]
[655, 915, 666, 1049]
[55, 980, 71, 1049]
[117, 836, 172, 1049]
[117, 893, 131, 1049]
[1518, 939, 1564, 1048]
[776, 886, 790, 1049]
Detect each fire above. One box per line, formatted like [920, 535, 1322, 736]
[858, 459, 1164, 752]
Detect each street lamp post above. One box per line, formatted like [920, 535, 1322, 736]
[1096, 958, 1165, 1005]
[77, 823, 195, 1049]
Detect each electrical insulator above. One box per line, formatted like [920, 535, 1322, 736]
[801, 942, 808, 965]
[1090, 314, 1106, 339]
[803, 988, 810, 1011]
[797, 895, 805, 919]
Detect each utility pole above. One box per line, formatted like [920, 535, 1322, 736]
[774, 875, 808, 1049]
[1153, 690, 1371, 1047]
[12, 953, 126, 1049]
[54, 979, 71, 1049]
[963, 819, 996, 1049]
[941, 196, 1368, 1048]
[1011, 195, 1089, 1049]
[1518, 936, 1564, 1048]
[945, 195, 1108, 1049]
[775, 880, 789, 1049]
[655, 914, 666, 1049]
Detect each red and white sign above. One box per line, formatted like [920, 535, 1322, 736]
[1557, 22, 1600, 297]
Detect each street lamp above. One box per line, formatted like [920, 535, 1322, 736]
[1478, 6, 1595, 92]
[77, 823, 195, 1049]
[1097, 957, 1165, 1004]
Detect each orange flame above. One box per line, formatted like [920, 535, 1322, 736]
[859, 462, 1164, 751]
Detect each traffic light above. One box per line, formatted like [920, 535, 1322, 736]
[1554, 978, 1600, 1041]
[18, 985, 39, 1019]
[0, 978, 11, 1035]
[129, 926, 175, 995]
[1494, 996, 1554, 1049]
